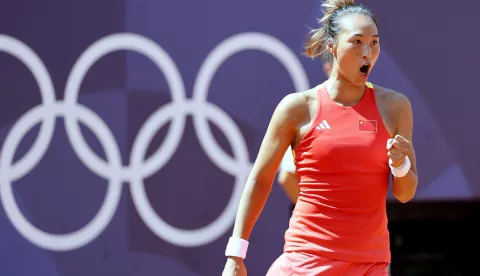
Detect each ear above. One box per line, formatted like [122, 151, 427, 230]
[326, 38, 336, 58]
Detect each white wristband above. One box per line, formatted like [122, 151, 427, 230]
[389, 156, 411, 178]
[225, 237, 249, 259]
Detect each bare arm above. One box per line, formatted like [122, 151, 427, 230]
[390, 94, 418, 203]
[231, 93, 305, 240]
[277, 147, 300, 204]
[278, 170, 299, 204]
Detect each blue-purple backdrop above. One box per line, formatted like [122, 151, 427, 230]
[0, 0, 475, 275]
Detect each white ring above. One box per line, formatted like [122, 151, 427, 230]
[0, 104, 123, 251]
[0, 34, 56, 181]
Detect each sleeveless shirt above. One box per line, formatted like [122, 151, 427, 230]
[284, 82, 391, 262]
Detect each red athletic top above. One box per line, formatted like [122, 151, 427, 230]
[284, 82, 391, 263]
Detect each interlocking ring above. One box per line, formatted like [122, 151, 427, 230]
[0, 32, 309, 251]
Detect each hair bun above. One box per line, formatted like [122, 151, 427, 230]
[322, 0, 356, 16]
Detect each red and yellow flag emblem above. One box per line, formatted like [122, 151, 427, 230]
[359, 120, 377, 132]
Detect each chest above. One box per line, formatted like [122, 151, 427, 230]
[299, 110, 391, 172]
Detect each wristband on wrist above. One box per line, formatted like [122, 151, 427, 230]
[225, 237, 249, 259]
[389, 156, 411, 178]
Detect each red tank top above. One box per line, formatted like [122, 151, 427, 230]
[284, 82, 391, 263]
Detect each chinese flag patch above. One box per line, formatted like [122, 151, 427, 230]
[359, 120, 377, 132]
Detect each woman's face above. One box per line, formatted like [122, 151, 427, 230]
[331, 14, 380, 86]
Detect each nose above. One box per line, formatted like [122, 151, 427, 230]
[361, 44, 372, 59]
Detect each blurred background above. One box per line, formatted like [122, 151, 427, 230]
[0, 0, 477, 275]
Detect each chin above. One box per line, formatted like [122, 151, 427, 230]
[356, 74, 370, 86]
[350, 78, 367, 87]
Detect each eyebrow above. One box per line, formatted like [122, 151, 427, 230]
[352, 34, 379, 38]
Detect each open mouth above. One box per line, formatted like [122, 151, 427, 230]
[360, 64, 370, 75]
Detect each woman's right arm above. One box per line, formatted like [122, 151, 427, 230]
[225, 93, 306, 258]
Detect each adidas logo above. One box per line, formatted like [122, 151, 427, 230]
[316, 120, 331, 130]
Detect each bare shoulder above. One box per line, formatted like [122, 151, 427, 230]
[274, 87, 315, 125]
[372, 84, 412, 113]
[277, 90, 309, 112]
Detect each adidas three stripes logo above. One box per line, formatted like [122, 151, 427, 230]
[316, 120, 331, 130]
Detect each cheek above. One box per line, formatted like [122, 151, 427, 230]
[373, 46, 381, 58]
[369, 47, 380, 64]
[336, 45, 359, 63]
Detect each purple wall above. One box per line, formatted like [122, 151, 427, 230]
[0, 0, 476, 275]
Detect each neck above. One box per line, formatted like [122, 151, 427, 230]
[324, 70, 366, 107]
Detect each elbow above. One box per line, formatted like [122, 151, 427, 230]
[393, 190, 415, 203]
[395, 194, 414, 203]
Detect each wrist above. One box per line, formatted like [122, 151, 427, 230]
[389, 156, 411, 178]
[225, 237, 249, 259]
[227, 256, 244, 263]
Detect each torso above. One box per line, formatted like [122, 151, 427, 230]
[284, 82, 399, 263]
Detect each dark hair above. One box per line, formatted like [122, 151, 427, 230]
[303, 0, 378, 62]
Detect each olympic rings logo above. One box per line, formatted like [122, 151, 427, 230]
[0, 32, 309, 251]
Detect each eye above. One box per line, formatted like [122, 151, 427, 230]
[352, 39, 361, 44]
[372, 40, 379, 45]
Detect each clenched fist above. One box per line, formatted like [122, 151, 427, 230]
[386, 135, 411, 168]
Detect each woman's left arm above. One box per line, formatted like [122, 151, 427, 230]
[389, 94, 418, 203]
